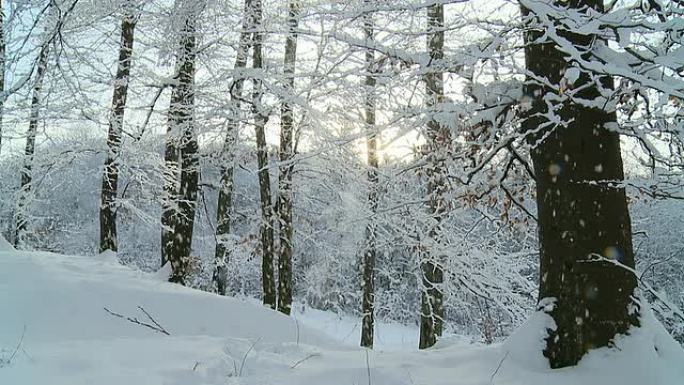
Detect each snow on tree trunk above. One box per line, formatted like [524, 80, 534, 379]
[521, 0, 640, 368]
[99, 3, 138, 253]
[252, 0, 276, 310]
[276, 0, 299, 316]
[161, 133, 179, 268]
[419, 2, 447, 350]
[0, 0, 5, 155]
[214, 0, 253, 296]
[163, 1, 202, 285]
[360, 0, 378, 349]
[15, 43, 49, 248]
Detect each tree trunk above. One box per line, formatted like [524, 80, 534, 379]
[276, 0, 299, 316]
[163, 1, 201, 284]
[521, 0, 639, 368]
[15, 43, 49, 248]
[252, 0, 276, 309]
[214, 0, 254, 296]
[360, 1, 377, 349]
[161, 133, 179, 268]
[419, 2, 447, 350]
[99, 3, 138, 253]
[0, 0, 5, 155]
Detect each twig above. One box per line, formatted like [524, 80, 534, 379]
[223, 345, 238, 377]
[365, 349, 372, 385]
[4, 325, 26, 366]
[238, 338, 261, 377]
[583, 254, 684, 322]
[137, 306, 170, 335]
[638, 248, 681, 281]
[490, 351, 509, 385]
[130, 84, 171, 140]
[290, 353, 321, 369]
[294, 317, 300, 346]
[104, 307, 171, 336]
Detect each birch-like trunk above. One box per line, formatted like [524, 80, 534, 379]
[360, 1, 377, 349]
[0, 0, 5, 155]
[99, 2, 138, 253]
[15, 44, 49, 247]
[163, 1, 201, 285]
[276, 0, 300, 316]
[213, 0, 254, 295]
[252, 0, 276, 309]
[419, 2, 447, 350]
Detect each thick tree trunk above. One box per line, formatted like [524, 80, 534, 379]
[521, 0, 639, 368]
[15, 44, 49, 247]
[172, 117, 199, 285]
[276, 0, 299, 316]
[252, 0, 276, 309]
[163, 1, 201, 284]
[99, 3, 138, 253]
[360, 1, 377, 349]
[419, 2, 447, 350]
[214, 0, 253, 296]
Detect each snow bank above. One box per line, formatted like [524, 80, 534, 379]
[0, 235, 14, 252]
[0, 249, 341, 385]
[1, 248, 682, 385]
[501, 304, 684, 385]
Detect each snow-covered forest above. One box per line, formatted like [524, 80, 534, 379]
[1, 0, 684, 383]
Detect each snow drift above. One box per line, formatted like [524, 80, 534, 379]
[1, 246, 682, 385]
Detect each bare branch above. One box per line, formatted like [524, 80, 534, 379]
[103, 307, 170, 336]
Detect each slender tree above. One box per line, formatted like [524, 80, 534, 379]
[360, 0, 377, 348]
[0, 0, 5, 155]
[161, 35, 180, 267]
[161, 124, 179, 267]
[214, 0, 254, 296]
[161, 135, 179, 266]
[15, 43, 49, 247]
[276, 0, 300, 316]
[419, 2, 447, 350]
[252, 0, 276, 309]
[99, 1, 139, 253]
[163, 0, 202, 284]
[521, 0, 639, 368]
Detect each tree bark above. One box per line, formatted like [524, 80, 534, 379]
[276, 0, 300, 316]
[99, 2, 138, 253]
[252, 0, 276, 309]
[163, 1, 201, 284]
[0, 0, 5, 155]
[214, 0, 254, 296]
[360, 0, 377, 349]
[161, 132, 179, 268]
[15, 43, 49, 248]
[419, 2, 447, 350]
[521, 0, 639, 368]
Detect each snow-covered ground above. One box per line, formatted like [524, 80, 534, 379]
[1, 240, 683, 385]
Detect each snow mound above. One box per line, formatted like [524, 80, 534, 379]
[501, 305, 684, 385]
[1, 248, 682, 385]
[153, 262, 172, 281]
[0, 235, 14, 251]
[0, 250, 343, 385]
[503, 307, 556, 372]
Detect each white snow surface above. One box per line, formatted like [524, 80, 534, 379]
[0, 235, 14, 252]
[1, 247, 683, 385]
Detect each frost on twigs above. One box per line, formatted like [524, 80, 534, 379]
[0, 326, 26, 368]
[104, 306, 170, 336]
